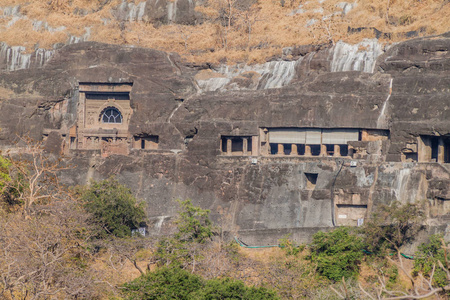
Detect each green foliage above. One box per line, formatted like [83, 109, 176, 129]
[310, 227, 365, 282]
[194, 277, 279, 300]
[363, 201, 425, 254]
[122, 267, 279, 300]
[122, 267, 203, 300]
[386, 265, 399, 288]
[0, 155, 12, 189]
[0, 155, 25, 210]
[278, 234, 304, 256]
[174, 199, 215, 243]
[154, 199, 216, 268]
[413, 234, 449, 288]
[80, 178, 146, 238]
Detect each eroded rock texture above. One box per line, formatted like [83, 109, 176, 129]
[0, 34, 449, 244]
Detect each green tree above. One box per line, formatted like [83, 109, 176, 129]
[363, 201, 425, 255]
[175, 199, 215, 243]
[310, 227, 365, 281]
[80, 178, 146, 238]
[154, 199, 216, 269]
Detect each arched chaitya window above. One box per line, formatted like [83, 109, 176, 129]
[101, 107, 123, 123]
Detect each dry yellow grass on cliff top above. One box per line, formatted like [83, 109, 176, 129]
[0, 0, 449, 63]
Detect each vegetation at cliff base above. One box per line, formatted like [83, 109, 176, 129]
[79, 177, 146, 238]
[122, 267, 279, 300]
[310, 227, 365, 281]
[0, 143, 449, 299]
[153, 199, 216, 268]
[413, 234, 450, 288]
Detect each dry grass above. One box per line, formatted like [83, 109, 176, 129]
[0, 86, 15, 99]
[0, 0, 449, 64]
[0, 18, 67, 48]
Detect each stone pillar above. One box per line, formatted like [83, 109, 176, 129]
[305, 145, 312, 156]
[438, 137, 445, 163]
[334, 145, 341, 157]
[277, 144, 284, 155]
[252, 136, 259, 156]
[361, 129, 369, 141]
[226, 138, 232, 155]
[418, 136, 431, 162]
[243, 138, 248, 155]
[320, 144, 327, 156]
[291, 144, 298, 156]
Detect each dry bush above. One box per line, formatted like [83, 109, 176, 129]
[89, 237, 155, 293]
[193, 241, 265, 285]
[0, 200, 110, 299]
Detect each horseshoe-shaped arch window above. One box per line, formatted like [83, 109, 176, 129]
[101, 107, 123, 124]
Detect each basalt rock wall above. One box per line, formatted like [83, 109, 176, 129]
[0, 34, 449, 245]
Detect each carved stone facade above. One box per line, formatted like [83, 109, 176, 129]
[1, 37, 449, 244]
[70, 82, 133, 156]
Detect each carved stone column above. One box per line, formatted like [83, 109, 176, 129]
[243, 138, 248, 155]
[320, 144, 327, 156]
[438, 138, 445, 163]
[305, 145, 312, 156]
[291, 144, 298, 156]
[334, 145, 341, 157]
[277, 144, 284, 155]
[227, 138, 232, 155]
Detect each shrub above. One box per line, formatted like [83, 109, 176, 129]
[122, 267, 279, 300]
[278, 234, 304, 256]
[80, 178, 146, 238]
[122, 267, 203, 300]
[310, 227, 365, 281]
[413, 234, 449, 288]
[194, 277, 279, 300]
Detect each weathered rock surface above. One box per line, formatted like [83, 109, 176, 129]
[0, 33, 449, 245]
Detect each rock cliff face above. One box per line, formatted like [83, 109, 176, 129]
[0, 33, 449, 244]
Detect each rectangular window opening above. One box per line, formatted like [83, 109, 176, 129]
[296, 144, 305, 155]
[310, 145, 321, 156]
[134, 135, 159, 150]
[221, 137, 227, 153]
[231, 138, 243, 153]
[270, 143, 278, 155]
[325, 144, 334, 156]
[339, 145, 349, 157]
[431, 137, 439, 162]
[247, 137, 252, 153]
[220, 136, 253, 155]
[284, 144, 292, 155]
[444, 138, 450, 163]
